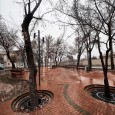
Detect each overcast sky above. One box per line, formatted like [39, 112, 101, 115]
[0, 0, 75, 42]
[0, 0, 100, 58]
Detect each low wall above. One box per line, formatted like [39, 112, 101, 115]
[81, 59, 115, 66]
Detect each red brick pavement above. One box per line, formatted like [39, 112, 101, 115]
[0, 67, 115, 115]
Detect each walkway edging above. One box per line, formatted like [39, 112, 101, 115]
[63, 84, 90, 115]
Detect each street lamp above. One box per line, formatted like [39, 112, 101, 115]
[34, 30, 44, 87]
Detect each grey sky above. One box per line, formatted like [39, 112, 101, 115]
[0, 0, 99, 58]
[0, 0, 74, 41]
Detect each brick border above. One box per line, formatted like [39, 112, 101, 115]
[63, 84, 90, 115]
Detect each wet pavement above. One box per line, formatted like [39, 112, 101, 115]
[0, 67, 115, 115]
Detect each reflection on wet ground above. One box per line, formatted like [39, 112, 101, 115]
[0, 67, 115, 115]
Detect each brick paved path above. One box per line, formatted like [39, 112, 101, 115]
[0, 67, 115, 115]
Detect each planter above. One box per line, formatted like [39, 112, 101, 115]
[11, 68, 24, 78]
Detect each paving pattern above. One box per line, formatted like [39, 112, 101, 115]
[0, 67, 115, 115]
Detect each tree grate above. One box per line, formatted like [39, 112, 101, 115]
[11, 90, 54, 113]
[84, 84, 115, 105]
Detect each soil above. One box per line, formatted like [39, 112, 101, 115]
[0, 71, 29, 103]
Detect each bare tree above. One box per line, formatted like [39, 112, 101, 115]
[44, 35, 66, 67]
[51, 37, 67, 66]
[51, 0, 98, 70]
[17, 45, 27, 68]
[0, 18, 17, 69]
[93, 0, 115, 70]
[44, 35, 54, 67]
[74, 34, 85, 69]
[73, 0, 115, 98]
[72, 1, 99, 70]
[21, 0, 43, 109]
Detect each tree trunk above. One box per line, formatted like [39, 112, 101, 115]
[55, 58, 58, 66]
[99, 52, 110, 98]
[22, 14, 38, 108]
[76, 48, 81, 70]
[54, 57, 57, 66]
[97, 32, 110, 98]
[110, 41, 114, 70]
[109, 20, 114, 70]
[6, 51, 15, 69]
[87, 49, 92, 71]
[76, 54, 80, 70]
[103, 68, 111, 98]
[45, 56, 47, 66]
[22, 49, 27, 68]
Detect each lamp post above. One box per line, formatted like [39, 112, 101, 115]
[38, 30, 41, 86]
[34, 30, 44, 87]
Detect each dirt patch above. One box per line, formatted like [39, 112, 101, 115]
[0, 83, 13, 93]
[0, 71, 29, 103]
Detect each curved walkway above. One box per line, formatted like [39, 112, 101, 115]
[63, 84, 90, 115]
[0, 67, 115, 115]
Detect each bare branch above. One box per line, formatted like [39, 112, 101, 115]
[104, 0, 115, 9]
[33, 16, 42, 20]
[23, 0, 27, 15]
[94, 0, 107, 25]
[30, 19, 38, 35]
[31, 0, 42, 15]
[28, 0, 31, 14]
[40, 10, 54, 18]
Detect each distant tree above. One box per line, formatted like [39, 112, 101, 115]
[72, 0, 98, 70]
[18, 45, 27, 68]
[13, 35, 27, 68]
[75, 34, 86, 69]
[74, 35, 85, 69]
[44, 35, 54, 67]
[52, 0, 97, 70]
[44, 35, 66, 67]
[67, 55, 74, 65]
[0, 17, 17, 69]
[51, 37, 66, 66]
